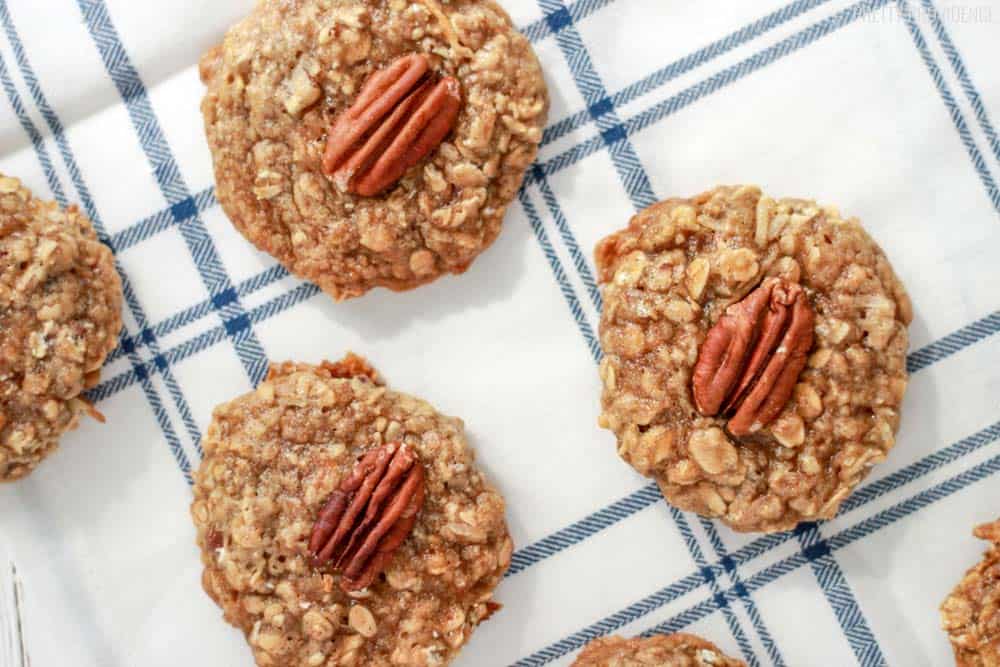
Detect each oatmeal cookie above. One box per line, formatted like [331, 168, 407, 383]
[0, 174, 122, 481]
[200, 0, 548, 301]
[192, 354, 512, 666]
[596, 185, 911, 533]
[573, 633, 745, 666]
[941, 519, 1000, 665]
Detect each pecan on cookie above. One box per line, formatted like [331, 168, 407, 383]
[941, 519, 1000, 666]
[0, 174, 122, 481]
[573, 633, 745, 666]
[192, 354, 512, 666]
[596, 186, 912, 533]
[200, 0, 549, 301]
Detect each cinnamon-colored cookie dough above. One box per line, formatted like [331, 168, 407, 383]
[941, 519, 1000, 665]
[200, 0, 548, 301]
[192, 355, 512, 666]
[573, 633, 745, 666]
[596, 186, 911, 532]
[0, 174, 122, 481]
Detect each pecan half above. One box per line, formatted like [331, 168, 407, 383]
[310, 442, 425, 592]
[323, 54, 462, 197]
[692, 278, 815, 437]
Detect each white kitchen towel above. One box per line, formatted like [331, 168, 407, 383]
[1, 0, 999, 665]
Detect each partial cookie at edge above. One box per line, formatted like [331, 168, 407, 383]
[941, 519, 1000, 666]
[572, 633, 746, 666]
[0, 174, 122, 481]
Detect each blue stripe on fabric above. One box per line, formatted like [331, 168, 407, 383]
[517, 189, 602, 363]
[515, 400, 995, 597]
[794, 523, 885, 666]
[0, 54, 64, 201]
[907, 310, 1000, 373]
[537, 0, 657, 212]
[0, 19, 197, 482]
[105, 264, 290, 365]
[89, 282, 320, 404]
[523, 418, 1000, 665]
[508, 483, 661, 576]
[701, 517, 786, 667]
[539, 0, 893, 180]
[530, 170, 603, 313]
[76, 0, 270, 386]
[512, 569, 710, 666]
[540, 0, 832, 148]
[110, 186, 217, 253]
[669, 508, 758, 666]
[921, 0, 1000, 169]
[89, 197, 1000, 408]
[521, 0, 613, 45]
[840, 420, 1000, 515]
[895, 0, 1000, 214]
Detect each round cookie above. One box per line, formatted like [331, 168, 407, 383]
[573, 633, 745, 667]
[192, 355, 512, 666]
[941, 520, 1000, 665]
[0, 174, 122, 481]
[200, 0, 548, 301]
[596, 185, 911, 533]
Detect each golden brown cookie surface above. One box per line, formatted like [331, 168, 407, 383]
[596, 185, 911, 532]
[0, 174, 122, 481]
[941, 520, 1000, 666]
[200, 0, 548, 301]
[573, 633, 745, 667]
[192, 356, 512, 666]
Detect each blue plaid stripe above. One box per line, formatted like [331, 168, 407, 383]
[521, 0, 613, 45]
[104, 264, 290, 367]
[89, 282, 320, 404]
[794, 523, 884, 666]
[519, 419, 1000, 665]
[701, 517, 787, 667]
[920, 0, 1000, 168]
[540, 0, 832, 149]
[505, 403, 1000, 637]
[538, 0, 657, 212]
[907, 310, 1000, 373]
[895, 0, 1000, 214]
[76, 0, 271, 388]
[507, 483, 661, 576]
[670, 509, 758, 666]
[109, 187, 217, 253]
[513, 567, 711, 666]
[518, 188, 602, 362]
[537, 0, 894, 184]
[530, 169, 603, 312]
[841, 419, 1000, 515]
[0, 53, 62, 201]
[64, 200, 1000, 410]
